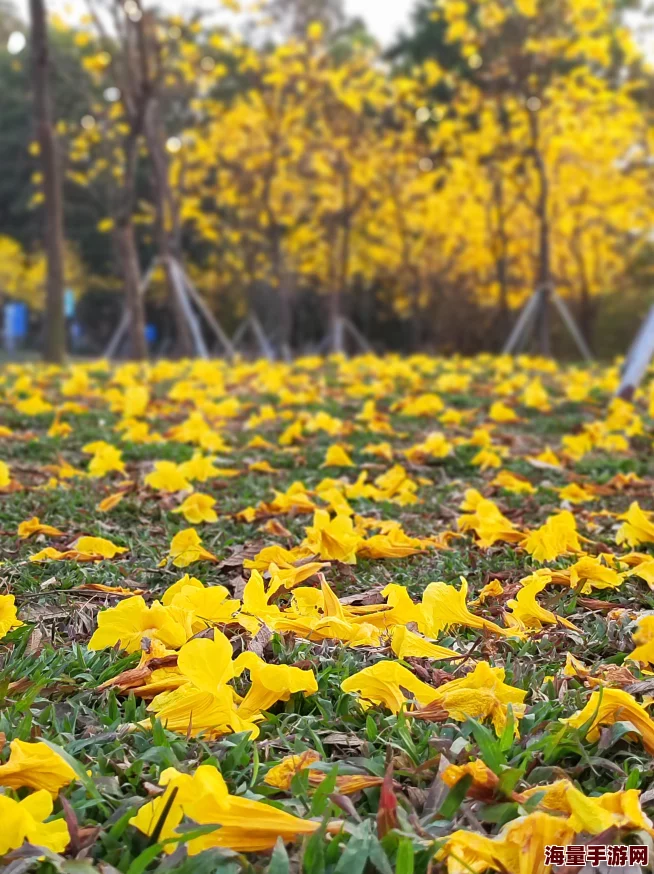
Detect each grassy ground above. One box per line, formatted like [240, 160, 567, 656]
[1, 354, 654, 874]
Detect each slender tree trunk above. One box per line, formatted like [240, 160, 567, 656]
[331, 171, 352, 354]
[491, 177, 510, 347]
[579, 286, 596, 353]
[30, 0, 66, 364]
[114, 133, 148, 360]
[330, 287, 344, 353]
[529, 109, 552, 357]
[115, 221, 148, 359]
[145, 101, 194, 358]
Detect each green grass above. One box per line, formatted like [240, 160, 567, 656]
[1, 356, 653, 873]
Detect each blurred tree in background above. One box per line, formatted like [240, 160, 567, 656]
[1, 0, 653, 359]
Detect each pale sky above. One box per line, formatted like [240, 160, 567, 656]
[346, 0, 414, 45]
[13, 0, 415, 46]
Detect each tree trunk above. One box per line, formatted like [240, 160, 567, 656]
[529, 109, 552, 357]
[30, 0, 66, 364]
[115, 221, 148, 359]
[579, 286, 596, 353]
[145, 102, 194, 358]
[329, 288, 344, 353]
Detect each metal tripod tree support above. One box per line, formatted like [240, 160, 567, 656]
[231, 314, 276, 361]
[503, 285, 593, 362]
[318, 316, 373, 355]
[104, 256, 236, 360]
[617, 305, 654, 400]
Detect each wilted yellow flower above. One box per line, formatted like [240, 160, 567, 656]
[0, 460, 11, 488]
[506, 577, 578, 633]
[166, 527, 218, 566]
[130, 764, 321, 853]
[0, 739, 76, 796]
[562, 687, 654, 753]
[521, 511, 582, 562]
[617, 502, 654, 547]
[17, 516, 64, 539]
[172, 492, 218, 524]
[322, 444, 355, 467]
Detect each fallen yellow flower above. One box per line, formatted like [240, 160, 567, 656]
[17, 516, 64, 539]
[617, 502, 654, 547]
[166, 527, 218, 566]
[0, 789, 70, 854]
[0, 594, 23, 638]
[562, 687, 654, 754]
[0, 739, 76, 797]
[89, 596, 193, 653]
[130, 764, 322, 853]
[521, 511, 582, 562]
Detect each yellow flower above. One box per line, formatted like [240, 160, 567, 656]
[130, 764, 320, 854]
[264, 751, 382, 795]
[0, 460, 11, 488]
[15, 394, 54, 415]
[302, 510, 363, 563]
[521, 779, 654, 836]
[438, 828, 515, 874]
[321, 444, 355, 467]
[47, 419, 72, 438]
[264, 751, 322, 789]
[558, 482, 596, 504]
[627, 615, 654, 665]
[491, 470, 536, 495]
[471, 448, 504, 470]
[458, 497, 524, 548]
[521, 378, 550, 411]
[470, 579, 504, 605]
[390, 625, 458, 661]
[179, 453, 222, 482]
[359, 525, 425, 559]
[617, 502, 654, 547]
[488, 401, 520, 423]
[0, 594, 23, 638]
[567, 555, 624, 593]
[145, 460, 193, 493]
[73, 536, 128, 558]
[88, 596, 192, 653]
[341, 660, 440, 713]
[86, 443, 125, 477]
[506, 577, 578, 632]
[442, 759, 499, 794]
[0, 789, 70, 854]
[419, 577, 509, 637]
[172, 492, 218, 524]
[562, 688, 654, 754]
[561, 432, 593, 462]
[169, 583, 240, 633]
[166, 528, 218, 567]
[420, 661, 527, 736]
[161, 574, 204, 605]
[521, 511, 582, 562]
[233, 651, 318, 720]
[0, 739, 76, 796]
[17, 516, 64, 539]
[96, 491, 126, 512]
[528, 446, 562, 468]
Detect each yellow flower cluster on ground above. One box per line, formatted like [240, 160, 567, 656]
[1, 353, 654, 871]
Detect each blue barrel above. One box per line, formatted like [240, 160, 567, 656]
[4, 302, 29, 339]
